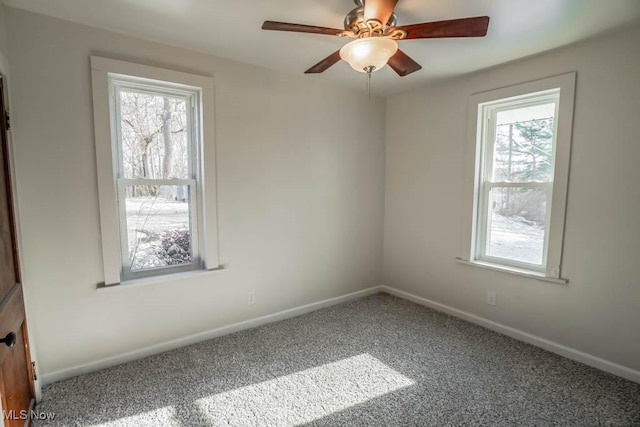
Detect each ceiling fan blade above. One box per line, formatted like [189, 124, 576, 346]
[363, 0, 399, 25]
[262, 21, 343, 36]
[397, 16, 490, 40]
[387, 49, 422, 77]
[305, 50, 342, 74]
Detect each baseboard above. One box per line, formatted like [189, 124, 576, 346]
[381, 285, 640, 384]
[43, 284, 640, 386]
[42, 285, 384, 386]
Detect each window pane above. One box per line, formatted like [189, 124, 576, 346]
[487, 187, 547, 265]
[119, 90, 190, 179]
[124, 185, 193, 271]
[492, 103, 555, 183]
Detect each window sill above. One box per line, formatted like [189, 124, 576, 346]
[455, 258, 568, 285]
[97, 266, 225, 292]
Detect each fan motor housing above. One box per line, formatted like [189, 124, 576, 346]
[344, 4, 397, 32]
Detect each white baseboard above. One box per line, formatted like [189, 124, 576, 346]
[43, 284, 640, 386]
[380, 285, 640, 384]
[42, 286, 384, 386]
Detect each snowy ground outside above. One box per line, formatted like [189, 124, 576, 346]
[125, 196, 191, 270]
[488, 213, 544, 265]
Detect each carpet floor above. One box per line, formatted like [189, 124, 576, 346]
[34, 293, 640, 426]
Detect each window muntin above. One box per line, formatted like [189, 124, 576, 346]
[476, 91, 559, 272]
[111, 79, 203, 280]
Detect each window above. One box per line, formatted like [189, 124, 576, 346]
[460, 73, 575, 281]
[91, 57, 219, 285]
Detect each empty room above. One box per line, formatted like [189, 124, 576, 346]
[0, 0, 638, 425]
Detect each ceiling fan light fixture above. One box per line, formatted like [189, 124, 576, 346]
[339, 37, 398, 73]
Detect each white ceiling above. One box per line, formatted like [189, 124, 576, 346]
[4, 0, 640, 96]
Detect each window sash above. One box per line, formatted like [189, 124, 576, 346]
[111, 80, 202, 281]
[112, 83, 198, 181]
[475, 94, 560, 272]
[482, 96, 558, 185]
[116, 179, 201, 280]
[476, 183, 552, 272]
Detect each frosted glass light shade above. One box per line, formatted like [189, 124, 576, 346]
[339, 37, 398, 73]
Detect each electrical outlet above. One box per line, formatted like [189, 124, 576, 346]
[487, 290, 497, 306]
[248, 291, 256, 305]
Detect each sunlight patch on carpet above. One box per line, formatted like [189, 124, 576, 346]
[193, 353, 414, 425]
[91, 406, 177, 427]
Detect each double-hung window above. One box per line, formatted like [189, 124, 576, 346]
[91, 57, 219, 286]
[460, 73, 576, 282]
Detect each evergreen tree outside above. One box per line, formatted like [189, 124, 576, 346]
[493, 116, 554, 224]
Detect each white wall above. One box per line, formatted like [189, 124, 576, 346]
[384, 24, 640, 372]
[0, 5, 8, 73]
[0, 4, 6, 54]
[5, 8, 386, 380]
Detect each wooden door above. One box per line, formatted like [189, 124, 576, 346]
[0, 77, 35, 425]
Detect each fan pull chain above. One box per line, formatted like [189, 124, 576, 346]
[363, 65, 375, 99]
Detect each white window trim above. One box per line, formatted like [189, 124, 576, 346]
[459, 72, 576, 282]
[91, 56, 220, 286]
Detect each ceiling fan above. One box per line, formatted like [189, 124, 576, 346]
[262, 0, 490, 77]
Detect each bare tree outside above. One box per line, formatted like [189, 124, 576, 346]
[118, 90, 193, 271]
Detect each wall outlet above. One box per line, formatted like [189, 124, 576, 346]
[487, 290, 497, 306]
[248, 291, 256, 305]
